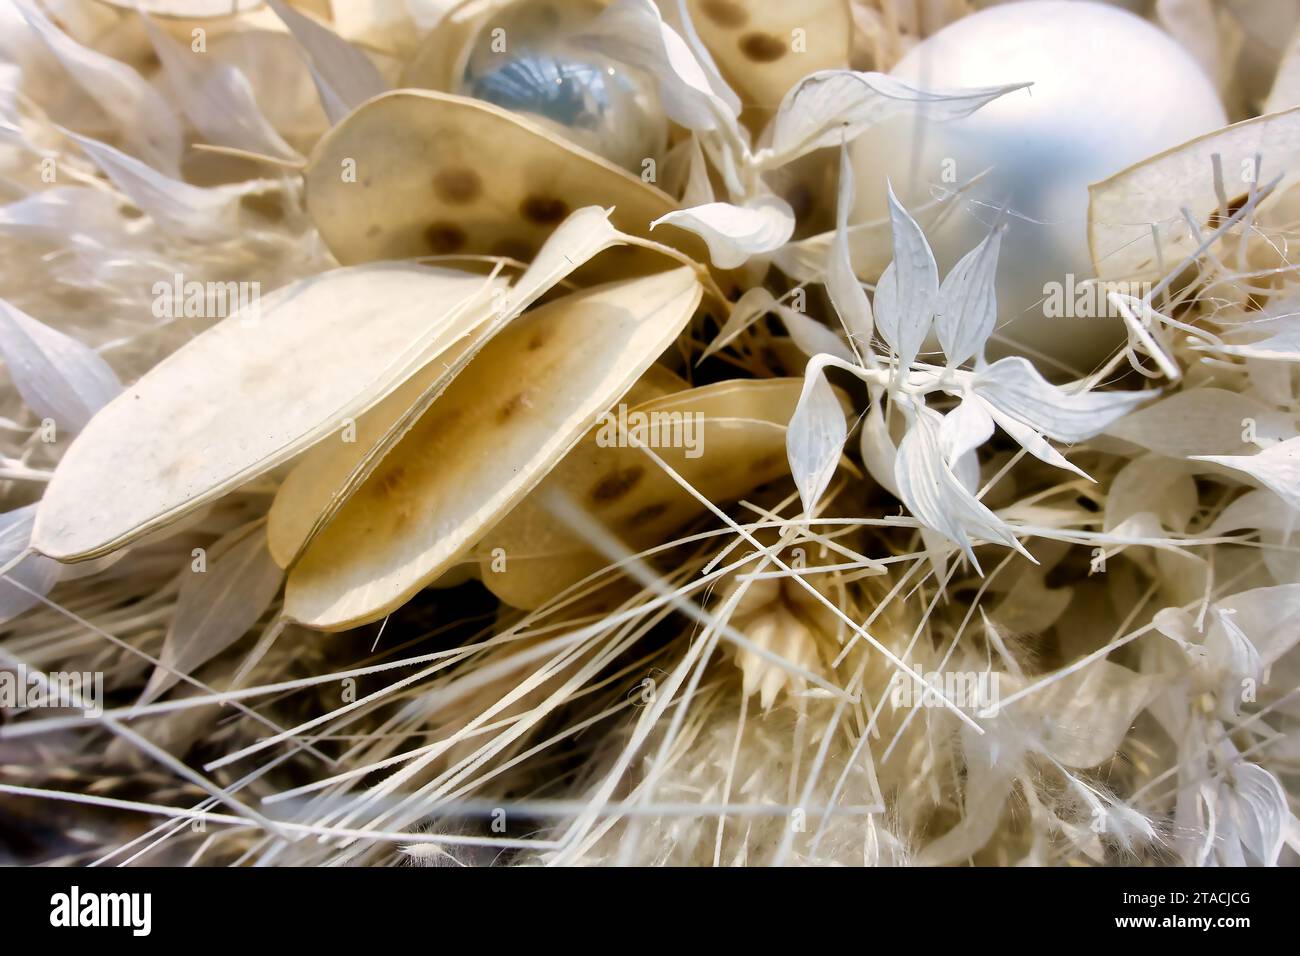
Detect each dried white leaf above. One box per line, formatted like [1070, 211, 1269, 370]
[935, 228, 1001, 366]
[772, 303, 855, 364]
[873, 184, 937, 369]
[1227, 762, 1287, 865]
[145, 17, 300, 163]
[14, 0, 182, 176]
[1019, 661, 1156, 769]
[1106, 388, 1291, 457]
[680, 134, 715, 207]
[0, 505, 60, 625]
[66, 131, 269, 242]
[141, 522, 283, 704]
[0, 187, 127, 245]
[267, 0, 387, 125]
[894, 401, 1025, 568]
[974, 356, 1154, 444]
[981, 400, 1090, 480]
[827, 145, 874, 357]
[1193, 436, 1300, 512]
[700, 287, 776, 361]
[0, 298, 121, 432]
[757, 70, 1030, 169]
[1201, 311, 1300, 362]
[652, 196, 794, 269]
[786, 364, 848, 513]
[939, 397, 993, 469]
[1216, 583, 1300, 667]
[859, 401, 899, 497]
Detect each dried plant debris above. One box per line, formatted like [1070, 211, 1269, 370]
[0, 0, 1298, 870]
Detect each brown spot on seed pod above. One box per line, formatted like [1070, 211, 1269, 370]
[700, 0, 748, 28]
[377, 465, 407, 497]
[627, 502, 669, 526]
[520, 196, 569, 224]
[740, 32, 787, 62]
[433, 167, 482, 205]
[591, 466, 645, 504]
[425, 223, 467, 254]
[497, 391, 531, 423]
[526, 329, 550, 351]
[365, 224, 381, 238]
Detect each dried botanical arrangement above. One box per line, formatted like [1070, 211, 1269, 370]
[0, 0, 1298, 868]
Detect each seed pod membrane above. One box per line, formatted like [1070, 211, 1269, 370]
[304, 89, 703, 271]
[479, 378, 816, 610]
[284, 266, 703, 631]
[687, 0, 851, 112]
[33, 264, 499, 562]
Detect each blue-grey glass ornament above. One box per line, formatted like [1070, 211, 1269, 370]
[458, 1, 667, 173]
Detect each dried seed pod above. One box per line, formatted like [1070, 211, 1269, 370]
[283, 266, 703, 631]
[304, 89, 701, 270]
[32, 264, 501, 562]
[687, 0, 851, 112]
[478, 378, 823, 610]
[267, 359, 689, 569]
[266, 206, 666, 570]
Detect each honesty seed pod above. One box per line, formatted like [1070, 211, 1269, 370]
[478, 378, 851, 610]
[686, 0, 851, 118]
[304, 89, 706, 272]
[31, 264, 501, 562]
[283, 265, 703, 631]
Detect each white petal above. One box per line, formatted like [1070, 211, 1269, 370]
[145, 18, 300, 162]
[873, 184, 937, 369]
[894, 402, 1024, 569]
[1193, 435, 1300, 512]
[786, 364, 848, 513]
[975, 356, 1154, 443]
[1107, 387, 1292, 457]
[0, 505, 60, 625]
[15, 0, 182, 176]
[66, 131, 268, 242]
[268, 0, 387, 125]
[758, 70, 1030, 169]
[827, 146, 874, 356]
[0, 298, 121, 432]
[935, 229, 1001, 366]
[652, 196, 794, 269]
[141, 522, 284, 704]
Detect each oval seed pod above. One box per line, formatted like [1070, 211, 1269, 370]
[32, 264, 501, 562]
[687, 0, 851, 114]
[478, 378, 835, 610]
[267, 358, 690, 569]
[304, 89, 703, 270]
[283, 266, 703, 631]
[266, 205, 662, 569]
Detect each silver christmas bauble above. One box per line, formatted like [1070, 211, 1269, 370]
[458, 1, 667, 174]
[853, 0, 1227, 370]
